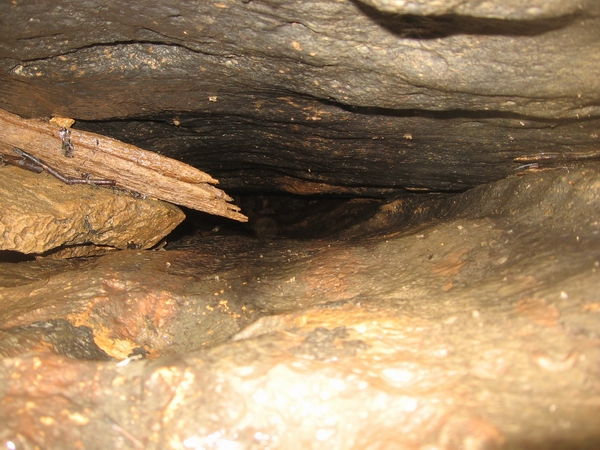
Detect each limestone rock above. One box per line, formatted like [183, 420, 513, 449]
[0, 166, 184, 254]
[0, 1, 599, 447]
[1, 0, 597, 119]
[0, 166, 599, 448]
[0, 0, 599, 195]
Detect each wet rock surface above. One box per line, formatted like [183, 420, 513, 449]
[1, 166, 599, 448]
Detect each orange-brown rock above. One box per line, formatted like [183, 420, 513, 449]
[0, 166, 184, 254]
[1, 166, 599, 448]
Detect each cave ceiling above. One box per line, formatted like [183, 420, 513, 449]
[1, 0, 599, 195]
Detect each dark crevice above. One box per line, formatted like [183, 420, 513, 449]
[165, 192, 387, 245]
[4, 39, 235, 66]
[333, 104, 600, 122]
[0, 251, 36, 263]
[351, 1, 583, 39]
[73, 91, 600, 124]
[72, 108, 598, 195]
[162, 186, 468, 249]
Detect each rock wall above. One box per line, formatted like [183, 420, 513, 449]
[1, 1, 600, 448]
[1, 0, 599, 193]
[1, 165, 600, 448]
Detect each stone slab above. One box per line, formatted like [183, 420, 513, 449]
[0, 166, 185, 254]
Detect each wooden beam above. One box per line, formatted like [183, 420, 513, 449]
[0, 108, 247, 222]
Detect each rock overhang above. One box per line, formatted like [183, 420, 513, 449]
[0, 0, 599, 198]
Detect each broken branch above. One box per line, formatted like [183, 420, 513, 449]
[0, 107, 247, 222]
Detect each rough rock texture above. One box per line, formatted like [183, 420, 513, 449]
[1, 0, 599, 448]
[1, 0, 599, 193]
[0, 166, 184, 254]
[1, 166, 599, 448]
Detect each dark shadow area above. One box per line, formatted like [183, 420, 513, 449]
[165, 192, 387, 248]
[163, 187, 470, 250]
[0, 251, 35, 263]
[75, 99, 596, 127]
[351, 1, 580, 39]
[164, 207, 254, 248]
[332, 103, 600, 124]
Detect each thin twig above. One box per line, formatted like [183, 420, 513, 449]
[1, 152, 44, 173]
[12, 147, 116, 186]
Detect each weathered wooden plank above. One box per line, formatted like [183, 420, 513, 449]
[0, 108, 247, 222]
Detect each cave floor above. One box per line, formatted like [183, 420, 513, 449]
[1, 165, 599, 449]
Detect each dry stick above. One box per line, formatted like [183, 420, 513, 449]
[12, 147, 116, 186]
[1, 152, 44, 173]
[0, 107, 247, 221]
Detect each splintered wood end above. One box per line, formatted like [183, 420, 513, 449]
[0, 107, 248, 222]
